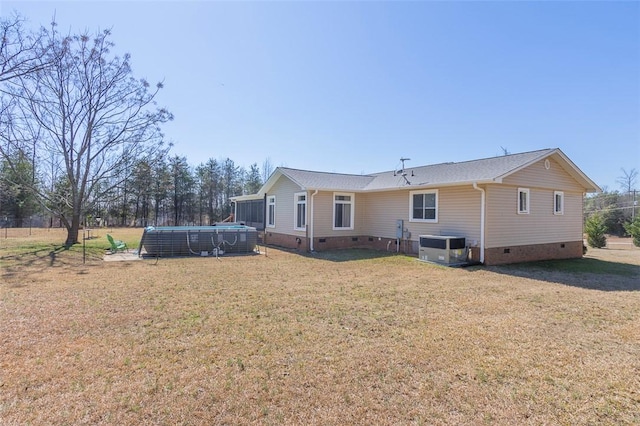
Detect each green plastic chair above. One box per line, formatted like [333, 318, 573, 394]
[107, 234, 128, 254]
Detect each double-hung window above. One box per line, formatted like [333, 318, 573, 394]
[294, 192, 307, 230]
[410, 190, 438, 222]
[333, 192, 354, 230]
[554, 191, 564, 215]
[267, 195, 276, 227]
[518, 188, 530, 214]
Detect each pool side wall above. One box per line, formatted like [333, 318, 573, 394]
[142, 227, 258, 257]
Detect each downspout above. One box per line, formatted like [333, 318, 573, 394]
[309, 189, 318, 252]
[472, 182, 486, 264]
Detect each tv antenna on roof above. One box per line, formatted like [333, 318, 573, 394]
[394, 157, 412, 185]
[400, 157, 410, 170]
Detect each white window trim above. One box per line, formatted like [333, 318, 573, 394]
[266, 195, 276, 228]
[409, 189, 439, 223]
[294, 192, 307, 231]
[518, 188, 530, 214]
[554, 191, 564, 215]
[332, 192, 355, 230]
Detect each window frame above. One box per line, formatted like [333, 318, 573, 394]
[266, 195, 276, 228]
[332, 192, 355, 230]
[518, 188, 530, 214]
[294, 192, 307, 231]
[409, 189, 439, 223]
[554, 191, 564, 215]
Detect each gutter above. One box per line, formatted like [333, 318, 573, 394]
[472, 182, 485, 264]
[309, 189, 318, 251]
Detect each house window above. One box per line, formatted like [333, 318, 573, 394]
[333, 192, 354, 230]
[410, 190, 438, 222]
[518, 188, 530, 214]
[267, 195, 276, 227]
[554, 191, 564, 215]
[294, 192, 306, 230]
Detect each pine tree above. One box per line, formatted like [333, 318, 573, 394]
[585, 214, 607, 248]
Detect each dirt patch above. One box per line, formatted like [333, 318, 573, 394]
[605, 235, 638, 250]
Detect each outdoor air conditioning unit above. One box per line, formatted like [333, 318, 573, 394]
[418, 235, 467, 265]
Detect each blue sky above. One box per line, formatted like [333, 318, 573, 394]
[3, 1, 639, 191]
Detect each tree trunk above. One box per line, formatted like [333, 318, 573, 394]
[64, 211, 81, 247]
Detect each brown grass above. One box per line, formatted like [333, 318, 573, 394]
[1, 228, 639, 425]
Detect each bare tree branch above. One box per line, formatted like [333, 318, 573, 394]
[0, 13, 50, 84]
[1, 22, 172, 245]
[617, 168, 638, 193]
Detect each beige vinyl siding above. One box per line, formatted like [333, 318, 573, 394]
[360, 191, 406, 237]
[312, 191, 365, 237]
[267, 176, 305, 236]
[485, 185, 583, 248]
[502, 156, 585, 192]
[311, 191, 334, 237]
[488, 157, 587, 248]
[361, 186, 482, 244]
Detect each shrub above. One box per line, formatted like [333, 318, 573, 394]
[624, 216, 640, 247]
[602, 208, 627, 236]
[585, 213, 607, 248]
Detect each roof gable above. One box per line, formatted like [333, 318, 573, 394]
[258, 167, 375, 195]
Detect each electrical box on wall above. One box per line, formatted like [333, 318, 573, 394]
[396, 219, 404, 239]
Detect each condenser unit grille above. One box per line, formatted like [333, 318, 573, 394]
[418, 235, 467, 265]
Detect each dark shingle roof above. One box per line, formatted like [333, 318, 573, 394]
[253, 148, 599, 194]
[279, 168, 375, 191]
[366, 149, 554, 190]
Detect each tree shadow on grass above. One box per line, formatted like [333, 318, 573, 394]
[1, 244, 102, 284]
[484, 257, 640, 291]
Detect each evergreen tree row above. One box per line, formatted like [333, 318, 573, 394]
[0, 152, 265, 228]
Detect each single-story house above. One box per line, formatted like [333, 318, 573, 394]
[232, 148, 600, 265]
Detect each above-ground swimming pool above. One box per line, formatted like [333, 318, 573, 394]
[139, 225, 258, 257]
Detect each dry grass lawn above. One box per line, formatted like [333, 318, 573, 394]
[1, 228, 639, 425]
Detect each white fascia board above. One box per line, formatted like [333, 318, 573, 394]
[552, 149, 602, 193]
[259, 168, 308, 195]
[230, 194, 264, 202]
[370, 179, 498, 192]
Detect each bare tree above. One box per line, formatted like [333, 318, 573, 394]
[0, 14, 49, 226]
[617, 168, 638, 193]
[0, 13, 48, 83]
[1, 24, 172, 245]
[262, 157, 274, 183]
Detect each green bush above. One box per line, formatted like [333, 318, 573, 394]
[585, 213, 607, 248]
[602, 208, 627, 236]
[624, 216, 640, 247]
